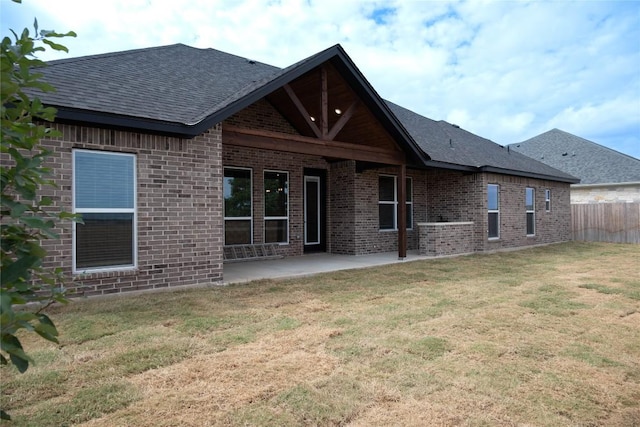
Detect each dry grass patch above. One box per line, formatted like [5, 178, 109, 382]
[1, 242, 639, 426]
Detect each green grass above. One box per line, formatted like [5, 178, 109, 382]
[1, 242, 639, 426]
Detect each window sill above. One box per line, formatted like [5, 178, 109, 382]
[74, 266, 138, 276]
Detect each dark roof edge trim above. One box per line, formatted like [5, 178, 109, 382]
[423, 161, 579, 183]
[422, 160, 477, 172]
[55, 107, 201, 137]
[480, 166, 580, 183]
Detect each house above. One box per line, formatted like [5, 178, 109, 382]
[26, 44, 578, 296]
[509, 129, 640, 243]
[509, 129, 640, 204]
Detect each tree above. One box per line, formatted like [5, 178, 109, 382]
[1, 3, 76, 420]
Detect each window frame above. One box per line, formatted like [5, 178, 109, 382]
[223, 166, 253, 246]
[545, 189, 551, 212]
[526, 187, 535, 236]
[487, 184, 500, 240]
[72, 149, 137, 273]
[263, 169, 289, 244]
[378, 174, 413, 231]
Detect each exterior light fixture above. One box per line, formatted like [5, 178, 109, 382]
[334, 108, 342, 115]
[310, 116, 316, 122]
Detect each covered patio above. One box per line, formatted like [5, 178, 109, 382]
[222, 250, 432, 284]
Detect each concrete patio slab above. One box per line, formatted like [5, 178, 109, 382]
[222, 250, 431, 284]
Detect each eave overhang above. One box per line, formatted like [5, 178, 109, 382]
[421, 160, 580, 183]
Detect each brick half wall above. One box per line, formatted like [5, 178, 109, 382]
[418, 222, 475, 256]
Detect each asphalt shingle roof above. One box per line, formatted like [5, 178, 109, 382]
[32, 43, 576, 182]
[508, 129, 640, 184]
[386, 101, 578, 181]
[36, 43, 280, 125]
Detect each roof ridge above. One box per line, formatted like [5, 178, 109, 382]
[523, 129, 640, 161]
[45, 43, 189, 66]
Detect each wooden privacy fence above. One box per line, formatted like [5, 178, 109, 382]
[572, 202, 640, 244]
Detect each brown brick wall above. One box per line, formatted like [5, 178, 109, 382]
[329, 161, 356, 254]
[225, 99, 298, 134]
[418, 222, 475, 256]
[222, 142, 330, 257]
[36, 123, 224, 296]
[324, 164, 427, 256]
[424, 170, 571, 252]
[480, 173, 572, 251]
[426, 170, 485, 251]
[6, 94, 574, 299]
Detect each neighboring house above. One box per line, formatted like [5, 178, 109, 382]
[509, 129, 640, 243]
[21, 44, 578, 296]
[509, 128, 640, 204]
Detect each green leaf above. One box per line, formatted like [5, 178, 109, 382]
[9, 351, 29, 373]
[34, 322, 59, 344]
[1, 335, 31, 373]
[42, 39, 69, 53]
[10, 202, 27, 217]
[20, 216, 49, 228]
[0, 255, 39, 286]
[38, 313, 56, 327]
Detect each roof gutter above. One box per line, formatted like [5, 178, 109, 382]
[55, 107, 202, 137]
[418, 160, 580, 183]
[480, 166, 580, 184]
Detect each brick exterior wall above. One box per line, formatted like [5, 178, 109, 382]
[222, 99, 573, 259]
[425, 169, 485, 251]
[223, 100, 331, 257]
[222, 144, 329, 257]
[418, 222, 475, 256]
[35, 123, 224, 296]
[225, 99, 299, 135]
[15, 96, 573, 298]
[350, 166, 427, 255]
[480, 173, 572, 251]
[329, 161, 356, 254]
[424, 170, 571, 252]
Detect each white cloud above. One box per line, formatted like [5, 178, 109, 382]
[1, 0, 638, 158]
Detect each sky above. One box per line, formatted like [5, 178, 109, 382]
[2, 0, 639, 159]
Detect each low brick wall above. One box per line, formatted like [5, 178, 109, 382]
[418, 222, 475, 256]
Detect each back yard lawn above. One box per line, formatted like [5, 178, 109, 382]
[1, 242, 639, 426]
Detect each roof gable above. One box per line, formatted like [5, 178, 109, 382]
[34, 43, 427, 164]
[509, 129, 640, 184]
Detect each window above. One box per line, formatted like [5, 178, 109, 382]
[224, 167, 252, 245]
[264, 170, 288, 243]
[378, 175, 413, 230]
[526, 187, 535, 236]
[487, 184, 499, 239]
[545, 189, 551, 212]
[73, 150, 136, 272]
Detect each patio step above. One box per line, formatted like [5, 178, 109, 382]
[223, 244, 283, 263]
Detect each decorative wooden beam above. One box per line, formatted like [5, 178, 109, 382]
[321, 66, 328, 138]
[326, 99, 359, 141]
[283, 84, 322, 139]
[224, 125, 406, 165]
[397, 163, 407, 259]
